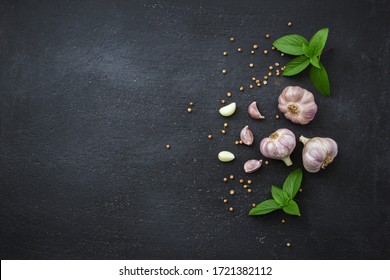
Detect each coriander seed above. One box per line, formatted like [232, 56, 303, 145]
[265, 34, 270, 39]
[223, 198, 228, 203]
[275, 62, 280, 67]
[223, 51, 228, 56]
[250, 50, 255, 54]
[271, 46, 276, 50]
[222, 69, 227, 74]
[253, 44, 258, 49]
[280, 52, 285, 57]
[286, 242, 291, 247]
[187, 108, 192, 113]
[247, 180, 252, 184]
[263, 80, 268, 85]
[249, 63, 254, 68]
[221, 99, 225, 104]
[281, 219, 286, 224]
[229, 37, 235, 42]
[224, 123, 228, 127]
[239, 86, 244, 91]
[275, 114, 280, 119]
[252, 203, 256, 208]
[237, 48, 242, 52]
[249, 84, 254, 89]
[263, 50, 268, 55]
[229, 207, 234, 212]
[247, 189, 252, 193]
[299, 188, 303, 192]
[269, 66, 273, 71]
[243, 184, 248, 189]
[229, 175, 234, 180]
[223, 177, 228, 182]
[268, 72, 272, 76]
[221, 129, 226, 134]
[227, 92, 232, 97]
[265, 160, 269, 165]
[287, 22, 292, 27]
[251, 77, 256, 81]
[189, 101, 194, 106]
[264, 75, 268, 80]
[239, 140, 243, 144]
[256, 83, 261, 87]
[208, 134, 212, 139]
[166, 144, 170, 149]
[239, 179, 244, 183]
[235, 140, 239, 145]
[229, 190, 235, 195]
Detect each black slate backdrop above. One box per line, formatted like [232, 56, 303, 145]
[0, 0, 389, 259]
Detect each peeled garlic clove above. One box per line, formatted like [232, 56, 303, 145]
[260, 128, 296, 166]
[218, 151, 235, 162]
[299, 135, 338, 173]
[248, 101, 265, 120]
[244, 159, 263, 173]
[278, 86, 318, 125]
[219, 102, 237, 117]
[240, 125, 254, 146]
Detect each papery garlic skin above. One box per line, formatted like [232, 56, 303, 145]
[300, 136, 338, 173]
[260, 128, 296, 166]
[278, 86, 318, 125]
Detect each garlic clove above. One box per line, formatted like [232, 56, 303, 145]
[218, 151, 235, 162]
[244, 159, 263, 173]
[240, 125, 254, 146]
[299, 135, 338, 173]
[219, 102, 237, 117]
[248, 101, 265, 120]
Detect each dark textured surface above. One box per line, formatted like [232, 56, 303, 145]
[0, 0, 389, 260]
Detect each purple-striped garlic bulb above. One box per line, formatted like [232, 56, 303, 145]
[260, 128, 296, 166]
[300, 136, 338, 173]
[278, 86, 318, 125]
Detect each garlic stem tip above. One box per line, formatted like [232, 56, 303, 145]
[299, 135, 310, 145]
[282, 156, 293, 166]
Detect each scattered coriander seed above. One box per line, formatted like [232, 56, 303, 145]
[281, 219, 286, 224]
[265, 160, 269, 165]
[221, 99, 225, 104]
[247, 189, 252, 193]
[239, 140, 243, 144]
[224, 123, 228, 127]
[265, 34, 270, 39]
[227, 92, 232, 97]
[256, 83, 261, 87]
[222, 69, 227, 74]
[237, 48, 242, 52]
[263, 50, 268, 55]
[247, 180, 252, 184]
[281, 52, 285, 57]
[229, 207, 234, 212]
[275, 62, 280, 67]
[251, 77, 256, 81]
[299, 188, 303, 192]
[276, 72, 280, 76]
[166, 144, 170, 149]
[253, 44, 258, 49]
[281, 66, 285, 71]
[263, 75, 268, 80]
[229, 190, 235, 195]
[269, 66, 274, 70]
[189, 101, 194, 106]
[271, 46, 276, 50]
[208, 134, 212, 139]
[187, 107, 192, 113]
[268, 72, 272, 76]
[249, 84, 254, 89]
[263, 80, 268, 85]
[287, 22, 292, 27]
[252, 203, 256, 208]
[255, 79, 260, 84]
[243, 184, 248, 189]
[229, 37, 235, 42]
[229, 175, 234, 180]
[221, 129, 226, 134]
[249, 63, 254, 68]
[223, 51, 228, 56]
[223, 177, 228, 182]
[239, 86, 244, 91]
[223, 198, 228, 203]
[235, 140, 239, 145]
[239, 179, 244, 183]
[250, 50, 255, 54]
[286, 242, 291, 247]
[275, 114, 280, 119]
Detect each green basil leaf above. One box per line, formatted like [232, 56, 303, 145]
[310, 56, 321, 68]
[282, 168, 303, 199]
[249, 199, 282, 216]
[283, 200, 301, 216]
[271, 186, 290, 207]
[273, 34, 309, 56]
[309, 28, 329, 57]
[309, 63, 330, 96]
[302, 43, 314, 58]
[282, 56, 310, 76]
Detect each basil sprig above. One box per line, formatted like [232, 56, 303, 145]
[249, 169, 303, 216]
[273, 28, 331, 96]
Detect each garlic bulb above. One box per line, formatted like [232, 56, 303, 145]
[299, 136, 338, 173]
[278, 86, 318, 125]
[260, 128, 296, 166]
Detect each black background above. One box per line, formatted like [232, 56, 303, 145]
[1, 0, 389, 259]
